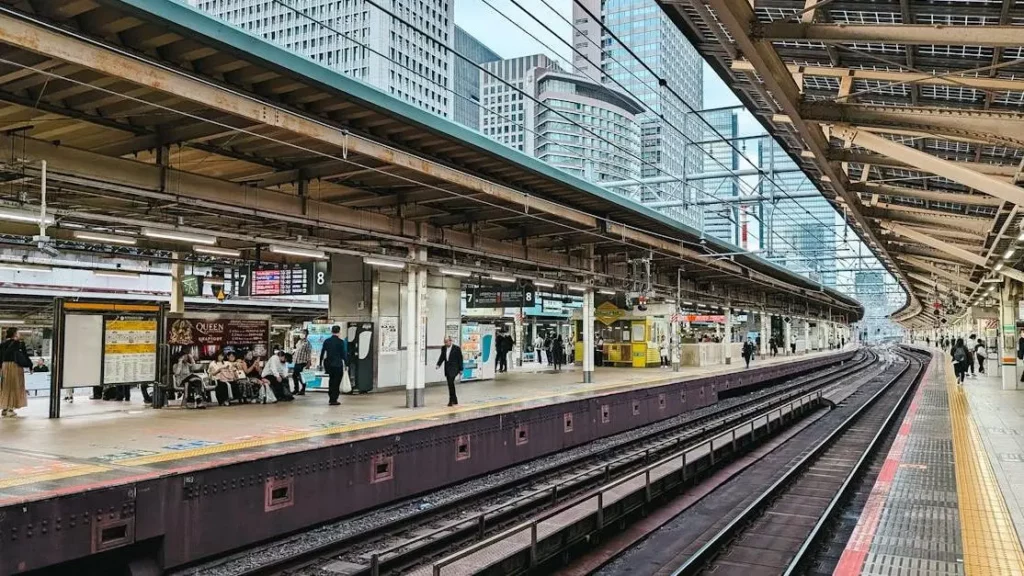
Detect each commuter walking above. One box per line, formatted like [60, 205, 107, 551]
[975, 341, 987, 375]
[496, 331, 510, 373]
[321, 325, 348, 406]
[0, 327, 29, 417]
[952, 338, 969, 385]
[544, 335, 553, 365]
[742, 339, 755, 369]
[595, 336, 604, 367]
[967, 333, 978, 378]
[436, 336, 464, 407]
[292, 329, 312, 395]
[553, 334, 564, 371]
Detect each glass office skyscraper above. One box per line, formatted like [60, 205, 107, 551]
[453, 26, 500, 130]
[699, 109, 739, 245]
[760, 139, 837, 287]
[573, 0, 705, 229]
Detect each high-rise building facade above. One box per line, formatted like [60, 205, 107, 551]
[699, 109, 739, 245]
[760, 139, 837, 287]
[480, 55, 559, 153]
[453, 26, 500, 130]
[574, 0, 704, 229]
[480, 56, 643, 185]
[190, 0, 455, 118]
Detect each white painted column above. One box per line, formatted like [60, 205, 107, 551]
[803, 320, 811, 354]
[583, 289, 594, 383]
[170, 251, 185, 313]
[759, 310, 768, 356]
[724, 303, 733, 364]
[671, 314, 680, 372]
[784, 319, 792, 355]
[405, 264, 418, 408]
[999, 280, 1018, 390]
[414, 250, 428, 406]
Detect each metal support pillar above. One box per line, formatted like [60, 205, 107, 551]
[1000, 279, 1019, 391]
[724, 303, 733, 364]
[405, 264, 418, 408]
[760, 310, 769, 356]
[583, 289, 594, 383]
[170, 251, 185, 313]
[784, 319, 792, 355]
[414, 249, 428, 406]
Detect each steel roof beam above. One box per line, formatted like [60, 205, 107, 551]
[756, 22, 1024, 47]
[834, 125, 1024, 208]
[808, 104, 1024, 147]
[735, 60, 1024, 93]
[880, 221, 988, 267]
[896, 255, 977, 289]
[851, 182, 1005, 207]
[830, 150, 1019, 179]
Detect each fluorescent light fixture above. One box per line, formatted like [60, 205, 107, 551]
[0, 320, 24, 325]
[1005, 248, 1016, 260]
[665, 299, 676, 304]
[271, 324, 292, 329]
[598, 289, 616, 295]
[0, 262, 51, 272]
[996, 262, 1005, 271]
[981, 277, 1003, 283]
[363, 257, 405, 269]
[683, 301, 693, 306]
[490, 275, 516, 283]
[440, 268, 471, 277]
[0, 207, 53, 225]
[74, 231, 137, 246]
[567, 285, 587, 292]
[270, 244, 326, 259]
[194, 246, 241, 257]
[142, 228, 216, 245]
[93, 270, 140, 278]
[534, 281, 555, 288]
[1018, 230, 1024, 242]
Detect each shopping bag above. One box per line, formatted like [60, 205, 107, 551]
[341, 370, 352, 394]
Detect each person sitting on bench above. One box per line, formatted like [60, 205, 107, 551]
[261, 349, 293, 402]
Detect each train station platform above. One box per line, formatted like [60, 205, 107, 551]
[0, 350, 842, 507]
[0, 348, 854, 574]
[835, 349, 1024, 576]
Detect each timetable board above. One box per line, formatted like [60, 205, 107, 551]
[236, 262, 329, 297]
[102, 315, 158, 385]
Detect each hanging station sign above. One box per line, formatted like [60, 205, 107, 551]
[466, 286, 536, 308]
[235, 262, 330, 297]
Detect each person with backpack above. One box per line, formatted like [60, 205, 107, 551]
[952, 338, 969, 385]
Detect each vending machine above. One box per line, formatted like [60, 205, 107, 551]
[461, 323, 496, 381]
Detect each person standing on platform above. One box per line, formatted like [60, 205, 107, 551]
[659, 336, 669, 367]
[552, 334, 565, 371]
[975, 340, 987, 375]
[544, 335, 553, 365]
[595, 335, 604, 368]
[496, 331, 509, 373]
[534, 334, 545, 364]
[437, 336, 464, 407]
[292, 329, 312, 396]
[0, 327, 29, 417]
[967, 333, 978, 378]
[505, 331, 516, 372]
[262, 349, 293, 402]
[321, 325, 347, 406]
[742, 339, 754, 369]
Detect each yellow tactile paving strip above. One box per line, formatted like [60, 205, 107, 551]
[947, 356, 1024, 575]
[115, 369, 686, 467]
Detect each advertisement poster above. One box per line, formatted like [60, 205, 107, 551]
[304, 323, 335, 368]
[379, 316, 398, 355]
[102, 315, 158, 384]
[167, 316, 269, 362]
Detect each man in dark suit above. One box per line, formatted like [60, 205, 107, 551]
[436, 335, 464, 407]
[320, 325, 348, 406]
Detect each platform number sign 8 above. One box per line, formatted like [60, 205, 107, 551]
[316, 270, 326, 288]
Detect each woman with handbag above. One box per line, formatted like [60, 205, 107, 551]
[0, 326, 30, 417]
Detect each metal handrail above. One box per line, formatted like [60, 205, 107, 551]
[431, 388, 824, 575]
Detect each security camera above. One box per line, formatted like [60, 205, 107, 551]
[38, 243, 59, 258]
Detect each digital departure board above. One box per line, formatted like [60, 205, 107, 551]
[236, 262, 329, 297]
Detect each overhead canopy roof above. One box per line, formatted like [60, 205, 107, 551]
[661, 0, 1024, 328]
[0, 0, 862, 321]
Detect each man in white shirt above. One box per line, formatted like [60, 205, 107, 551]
[262, 349, 294, 402]
[967, 333, 978, 378]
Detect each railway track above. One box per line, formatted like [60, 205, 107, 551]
[186, 351, 873, 576]
[409, 347, 921, 576]
[670, 347, 927, 576]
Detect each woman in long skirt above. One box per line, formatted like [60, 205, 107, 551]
[0, 327, 28, 417]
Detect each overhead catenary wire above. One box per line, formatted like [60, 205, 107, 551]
[0, 55, 853, 312]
